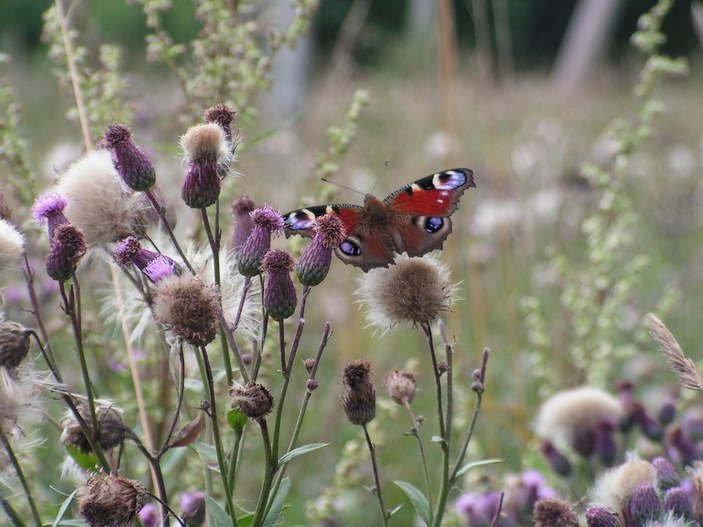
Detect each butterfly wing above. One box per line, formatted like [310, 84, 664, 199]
[284, 204, 363, 238]
[384, 168, 475, 257]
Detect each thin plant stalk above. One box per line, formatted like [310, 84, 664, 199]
[0, 432, 42, 526]
[403, 401, 434, 525]
[251, 419, 275, 527]
[198, 345, 237, 524]
[125, 429, 171, 527]
[144, 491, 186, 527]
[157, 346, 186, 457]
[217, 312, 250, 384]
[0, 490, 25, 527]
[22, 255, 56, 369]
[144, 188, 195, 274]
[362, 424, 389, 527]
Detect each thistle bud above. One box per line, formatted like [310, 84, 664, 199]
[541, 440, 572, 477]
[668, 425, 697, 466]
[61, 405, 126, 452]
[304, 358, 315, 373]
[180, 491, 206, 526]
[153, 275, 220, 347]
[437, 361, 449, 376]
[533, 497, 579, 527]
[585, 506, 620, 527]
[77, 473, 147, 527]
[180, 123, 229, 208]
[683, 414, 703, 441]
[114, 236, 178, 283]
[664, 487, 692, 520]
[342, 360, 376, 426]
[139, 503, 159, 527]
[46, 223, 87, 281]
[238, 206, 285, 277]
[594, 418, 617, 466]
[628, 482, 661, 526]
[652, 456, 680, 490]
[383, 369, 416, 406]
[229, 382, 274, 420]
[103, 124, 156, 191]
[261, 249, 297, 321]
[0, 321, 31, 369]
[230, 196, 256, 252]
[296, 214, 347, 287]
[204, 103, 236, 143]
[658, 398, 676, 426]
[306, 379, 319, 391]
[32, 193, 69, 240]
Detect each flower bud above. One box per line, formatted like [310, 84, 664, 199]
[533, 497, 578, 527]
[261, 249, 297, 321]
[114, 236, 178, 283]
[306, 379, 319, 391]
[229, 382, 274, 420]
[139, 503, 159, 527]
[541, 440, 572, 477]
[180, 123, 228, 208]
[0, 321, 31, 369]
[103, 124, 156, 191]
[78, 473, 147, 527]
[437, 361, 449, 376]
[238, 206, 285, 277]
[61, 405, 126, 452]
[296, 214, 347, 287]
[180, 491, 206, 526]
[46, 223, 87, 281]
[304, 358, 315, 373]
[204, 103, 236, 143]
[342, 360, 376, 426]
[594, 418, 617, 466]
[628, 482, 661, 526]
[585, 506, 619, 527]
[658, 398, 676, 426]
[230, 196, 256, 253]
[652, 456, 680, 490]
[664, 487, 692, 520]
[383, 369, 416, 406]
[667, 425, 697, 466]
[32, 193, 69, 240]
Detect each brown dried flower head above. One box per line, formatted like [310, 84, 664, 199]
[383, 369, 417, 405]
[229, 382, 274, 420]
[0, 321, 31, 370]
[342, 360, 376, 426]
[61, 405, 126, 453]
[533, 497, 579, 527]
[153, 275, 220, 347]
[77, 473, 147, 527]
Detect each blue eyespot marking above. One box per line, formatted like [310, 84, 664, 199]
[287, 210, 316, 230]
[432, 170, 467, 190]
[340, 240, 361, 256]
[425, 217, 444, 233]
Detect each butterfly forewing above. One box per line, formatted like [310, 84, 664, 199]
[284, 204, 363, 238]
[384, 168, 475, 216]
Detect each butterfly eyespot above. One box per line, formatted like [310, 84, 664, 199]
[424, 217, 444, 233]
[339, 240, 361, 256]
[287, 209, 316, 230]
[433, 170, 467, 190]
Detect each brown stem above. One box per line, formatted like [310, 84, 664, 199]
[362, 425, 389, 527]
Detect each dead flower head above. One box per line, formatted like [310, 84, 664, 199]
[342, 360, 376, 426]
[77, 473, 147, 527]
[229, 382, 274, 420]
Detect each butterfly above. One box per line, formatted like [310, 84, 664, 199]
[284, 168, 475, 271]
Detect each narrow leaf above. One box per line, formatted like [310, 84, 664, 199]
[394, 480, 431, 526]
[191, 442, 220, 473]
[262, 477, 291, 527]
[388, 504, 403, 517]
[205, 495, 234, 527]
[455, 458, 503, 478]
[64, 446, 98, 471]
[51, 491, 77, 527]
[278, 443, 329, 465]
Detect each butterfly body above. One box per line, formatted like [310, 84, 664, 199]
[285, 168, 475, 271]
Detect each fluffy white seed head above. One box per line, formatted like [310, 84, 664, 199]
[0, 219, 25, 273]
[180, 123, 231, 165]
[56, 150, 150, 246]
[590, 457, 656, 518]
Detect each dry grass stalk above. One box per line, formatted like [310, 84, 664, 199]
[647, 313, 703, 391]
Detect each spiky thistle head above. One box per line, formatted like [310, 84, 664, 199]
[383, 369, 417, 406]
[237, 205, 285, 277]
[261, 249, 297, 320]
[231, 196, 256, 252]
[103, 124, 156, 191]
[229, 382, 274, 420]
[180, 123, 230, 208]
[0, 321, 31, 370]
[61, 404, 126, 453]
[77, 473, 148, 527]
[204, 103, 236, 142]
[342, 360, 376, 426]
[296, 214, 347, 287]
[46, 223, 87, 281]
[32, 193, 69, 240]
[533, 497, 579, 527]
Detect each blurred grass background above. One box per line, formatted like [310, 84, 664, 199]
[1, 1, 703, 525]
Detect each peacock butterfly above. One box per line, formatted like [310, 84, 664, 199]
[284, 168, 475, 272]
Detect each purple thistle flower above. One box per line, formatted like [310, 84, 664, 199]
[631, 403, 663, 441]
[455, 492, 502, 527]
[46, 224, 86, 281]
[595, 418, 618, 467]
[103, 124, 156, 191]
[180, 491, 206, 526]
[32, 193, 69, 241]
[261, 249, 297, 320]
[230, 196, 256, 253]
[653, 456, 680, 490]
[114, 236, 178, 283]
[585, 506, 620, 527]
[628, 482, 661, 526]
[138, 503, 159, 527]
[296, 214, 347, 287]
[664, 487, 693, 520]
[238, 205, 285, 277]
[667, 425, 698, 466]
[143, 255, 178, 283]
[541, 440, 572, 477]
[181, 148, 221, 208]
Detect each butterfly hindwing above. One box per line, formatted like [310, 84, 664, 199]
[384, 168, 475, 216]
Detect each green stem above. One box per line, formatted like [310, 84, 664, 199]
[363, 425, 389, 527]
[0, 490, 25, 527]
[0, 432, 42, 526]
[199, 346, 237, 525]
[404, 402, 434, 525]
[251, 419, 275, 527]
[226, 429, 243, 494]
[145, 189, 195, 274]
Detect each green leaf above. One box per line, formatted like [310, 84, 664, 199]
[278, 443, 329, 465]
[227, 408, 248, 432]
[262, 477, 291, 527]
[394, 480, 431, 526]
[388, 505, 403, 517]
[191, 442, 220, 473]
[237, 513, 254, 527]
[51, 490, 77, 527]
[455, 458, 503, 478]
[64, 446, 98, 471]
[205, 495, 234, 527]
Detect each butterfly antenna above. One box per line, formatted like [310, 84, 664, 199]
[369, 159, 389, 196]
[320, 177, 367, 197]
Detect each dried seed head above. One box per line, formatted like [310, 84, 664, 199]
[46, 223, 87, 281]
[181, 123, 229, 162]
[61, 405, 126, 452]
[204, 103, 236, 141]
[590, 458, 656, 519]
[77, 473, 147, 527]
[0, 322, 31, 369]
[153, 275, 220, 347]
[383, 369, 416, 405]
[585, 506, 620, 527]
[32, 193, 69, 240]
[437, 361, 449, 376]
[356, 254, 457, 331]
[231, 196, 256, 252]
[103, 124, 156, 191]
[229, 382, 274, 420]
[0, 219, 25, 273]
[237, 205, 285, 277]
[262, 249, 297, 320]
[533, 497, 579, 527]
[342, 360, 376, 426]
